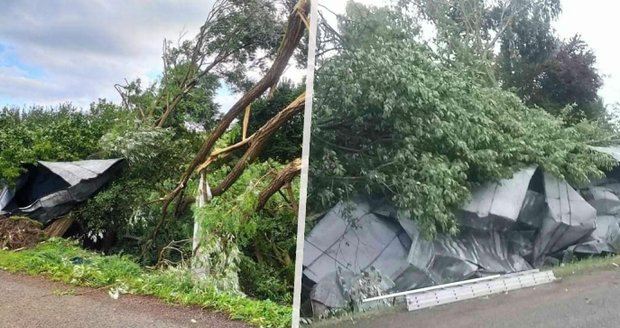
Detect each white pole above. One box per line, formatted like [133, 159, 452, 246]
[291, 0, 318, 326]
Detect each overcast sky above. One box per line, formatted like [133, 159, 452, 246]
[0, 0, 305, 111]
[322, 0, 620, 106]
[0, 0, 618, 110]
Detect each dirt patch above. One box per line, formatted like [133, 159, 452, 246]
[0, 216, 47, 250]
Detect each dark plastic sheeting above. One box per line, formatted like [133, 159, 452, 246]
[0, 159, 124, 225]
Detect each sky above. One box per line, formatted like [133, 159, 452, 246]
[0, 0, 618, 110]
[320, 0, 620, 106]
[0, 0, 305, 111]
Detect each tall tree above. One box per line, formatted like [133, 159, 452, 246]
[309, 4, 614, 237]
[527, 35, 604, 120]
[404, 0, 605, 121]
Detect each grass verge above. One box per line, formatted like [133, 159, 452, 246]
[552, 254, 620, 278]
[0, 238, 291, 328]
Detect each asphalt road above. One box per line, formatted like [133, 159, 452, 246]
[320, 268, 620, 328]
[0, 270, 249, 328]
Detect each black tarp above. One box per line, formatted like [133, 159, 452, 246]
[0, 159, 124, 225]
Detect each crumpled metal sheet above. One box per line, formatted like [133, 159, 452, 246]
[303, 166, 620, 314]
[0, 186, 13, 216]
[38, 159, 121, 186]
[568, 215, 620, 255]
[303, 200, 411, 287]
[583, 186, 620, 216]
[400, 216, 532, 288]
[0, 159, 124, 225]
[459, 167, 537, 231]
[531, 173, 597, 265]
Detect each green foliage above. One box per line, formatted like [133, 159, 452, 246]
[77, 119, 201, 257]
[310, 5, 616, 238]
[0, 238, 291, 327]
[0, 0, 304, 312]
[248, 80, 305, 162]
[404, 0, 605, 121]
[194, 160, 298, 304]
[0, 103, 116, 183]
[552, 253, 620, 278]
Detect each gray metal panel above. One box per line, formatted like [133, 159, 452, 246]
[303, 201, 409, 287]
[544, 173, 596, 227]
[303, 202, 363, 268]
[38, 159, 123, 186]
[531, 174, 597, 264]
[0, 185, 13, 213]
[460, 167, 537, 230]
[584, 186, 620, 215]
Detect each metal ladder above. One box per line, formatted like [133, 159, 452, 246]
[405, 269, 556, 311]
[362, 269, 556, 311]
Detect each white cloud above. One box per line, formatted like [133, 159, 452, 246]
[0, 0, 214, 109]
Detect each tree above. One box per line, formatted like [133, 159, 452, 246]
[116, 0, 292, 129]
[0, 103, 119, 183]
[309, 4, 614, 238]
[247, 80, 305, 162]
[403, 0, 606, 121]
[495, 0, 561, 100]
[528, 35, 604, 120]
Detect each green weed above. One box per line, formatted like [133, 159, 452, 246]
[0, 238, 291, 328]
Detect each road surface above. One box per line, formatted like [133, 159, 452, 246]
[0, 270, 249, 328]
[319, 268, 620, 328]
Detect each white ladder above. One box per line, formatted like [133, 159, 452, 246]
[404, 269, 556, 311]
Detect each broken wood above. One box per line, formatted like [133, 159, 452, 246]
[161, 0, 309, 213]
[211, 93, 305, 196]
[44, 216, 74, 237]
[256, 158, 302, 210]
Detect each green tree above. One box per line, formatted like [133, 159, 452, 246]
[247, 80, 305, 162]
[0, 103, 118, 183]
[310, 4, 614, 238]
[403, 0, 606, 121]
[526, 35, 605, 121]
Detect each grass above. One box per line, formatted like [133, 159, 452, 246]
[0, 238, 291, 328]
[552, 254, 620, 278]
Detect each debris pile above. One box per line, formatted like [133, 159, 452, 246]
[0, 216, 47, 250]
[302, 147, 620, 317]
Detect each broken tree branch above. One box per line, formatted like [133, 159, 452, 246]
[161, 0, 309, 212]
[256, 158, 302, 210]
[242, 104, 251, 140]
[211, 92, 305, 196]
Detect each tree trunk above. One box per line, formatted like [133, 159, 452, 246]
[162, 0, 310, 212]
[256, 158, 302, 210]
